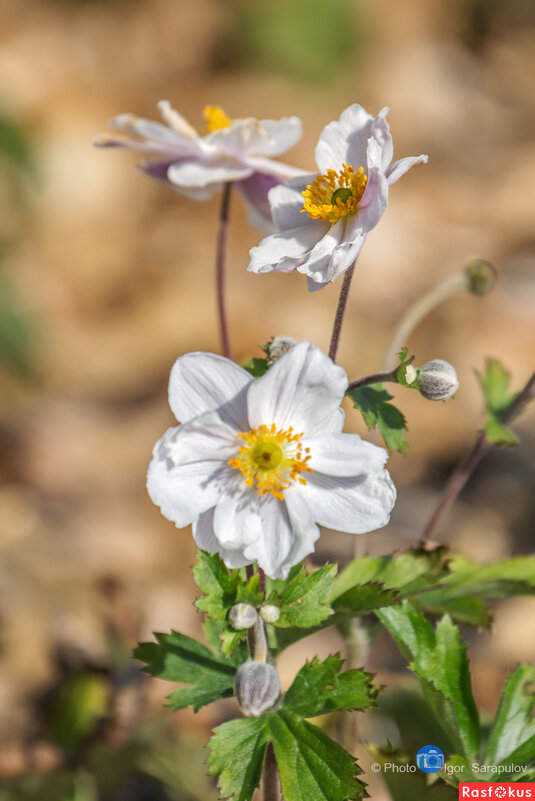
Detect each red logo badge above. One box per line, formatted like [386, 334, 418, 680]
[459, 784, 535, 799]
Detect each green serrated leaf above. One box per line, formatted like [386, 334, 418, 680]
[269, 710, 365, 801]
[347, 384, 408, 454]
[332, 582, 400, 613]
[377, 603, 479, 759]
[478, 359, 519, 447]
[208, 716, 270, 801]
[415, 596, 493, 628]
[484, 664, 535, 769]
[133, 630, 239, 711]
[236, 573, 264, 607]
[240, 357, 270, 378]
[220, 627, 245, 657]
[283, 654, 379, 718]
[193, 551, 240, 622]
[268, 564, 336, 628]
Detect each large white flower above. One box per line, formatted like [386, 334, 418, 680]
[94, 101, 304, 229]
[248, 104, 428, 288]
[147, 341, 396, 579]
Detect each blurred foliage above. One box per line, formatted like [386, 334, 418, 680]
[0, 267, 35, 378]
[220, 0, 362, 84]
[458, 0, 535, 50]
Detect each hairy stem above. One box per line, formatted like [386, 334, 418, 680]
[347, 370, 397, 393]
[216, 183, 232, 359]
[421, 370, 535, 543]
[381, 271, 466, 371]
[263, 743, 280, 801]
[328, 264, 356, 362]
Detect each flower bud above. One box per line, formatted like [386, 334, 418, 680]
[463, 259, 497, 295]
[259, 604, 281, 624]
[235, 662, 281, 717]
[228, 603, 257, 630]
[262, 336, 297, 365]
[418, 359, 459, 401]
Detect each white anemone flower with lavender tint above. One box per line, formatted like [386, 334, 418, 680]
[94, 102, 304, 230]
[248, 104, 428, 289]
[147, 341, 396, 579]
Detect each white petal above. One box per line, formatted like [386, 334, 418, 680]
[213, 493, 263, 549]
[247, 341, 348, 435]
[168, 352, 252, 426]
[296, 220, 344, 284]
[252, 117, 302, 156]
[248, 224, 326, 274]
[147, 425, 231, 527]
[157, 101, 198, 138]
[386, 154, 428, 186]
[329, 232, 367, 282]
[315, 104, 374, 173]
[193, 509, 251, 568]
[243, 494, 318, 579]
[305, 433, 388, 477]
[304, 470, 396, 533]
[167, 159, 251, 189]
[268, 183, 311, 231]
[246, 156, 306, 180]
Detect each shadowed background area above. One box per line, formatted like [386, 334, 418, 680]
[0, 0, 534, 798]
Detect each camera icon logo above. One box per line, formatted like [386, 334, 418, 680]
[415, 745, 445, 774]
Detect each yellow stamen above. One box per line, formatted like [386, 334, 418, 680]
[301, 163, 367, 223]
[228, 423, 313, 501]
[203, 105, 232, 133]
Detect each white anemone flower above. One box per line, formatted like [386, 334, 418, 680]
[248, 103, 428, 289]
[147, 341, 396, 579]
[94, 101, 304, 230]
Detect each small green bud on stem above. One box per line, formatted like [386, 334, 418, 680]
[463, 258, 497, 295]
[228, 603, 257, 630]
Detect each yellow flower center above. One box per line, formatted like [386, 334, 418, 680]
[203, 105, 232, 133]
[301, 163, 368, 223]
[228, 424, 313, 501]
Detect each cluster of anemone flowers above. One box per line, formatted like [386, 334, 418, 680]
[95, 100, 429, 579]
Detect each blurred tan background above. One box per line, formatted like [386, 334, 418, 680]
[0, 0, 534, 798]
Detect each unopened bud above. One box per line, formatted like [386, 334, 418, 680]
[463, 259, 497, 295]
[228, 603, 257, 630]
[235, 662, 280, 717]
[259, 604, 281, 624]
[262, 336, 297, 365]
[418, 359, 459, 401]
[404, 363, 418, 385]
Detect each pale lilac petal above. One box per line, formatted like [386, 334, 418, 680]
[303, 470, 396, 533]
[246, 156, 305, 180]
[168, 352, 252, 426]
[386, 154, 428, 186]
[247, 341, 348, 434]
[315, 104, 375, 173]
[268, 182, 315, 232]
[296, 220, 345, 284]
[236, 171, 281, 232]
[108, 113, 196, 151]
[167, 159, 251, 188]
[248, 224, 326, 274]
[307, 276, 330, 292]
[147, 425, 233, 527]
[213, 494, 262, 549]
[193, 509, 251, 568]
[329, 232, 367, 282]
[305, 434, 388, 477]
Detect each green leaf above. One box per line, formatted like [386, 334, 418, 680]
[416, 555, 535, 608]
[330, 548, 449, 607]
[484, 664, 535, 769]
[377, 603, 479, 759]
[208, 717, 270, 801]
[219, 627, 245, 657]
[240, 357, 269, 378]
[347, 384, 408, 455]
[478, 359, 518, 446]
[283, 654, 379, 718]
[395, 348, 419, 389]
[193, 551, 241, 622]
[269, 710, 365, 801]
[267, 564, 336, 628]
[133, 630, 239, 711]
[415, 596, 493, 628]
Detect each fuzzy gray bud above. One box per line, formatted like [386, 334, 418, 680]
[259, 604, 281, 624]
[418, 359, 459, 401]
[464, 259, 497, 295]
[228, 603, 257, 630]
[235, 662, 280, 717]
[263, 336, 297, 365]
